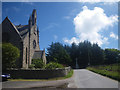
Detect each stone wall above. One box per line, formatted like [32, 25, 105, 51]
[7, 67, 71, 79]
[22, 33, 29, 68]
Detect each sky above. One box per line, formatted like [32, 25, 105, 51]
[2, 2, 119, 50]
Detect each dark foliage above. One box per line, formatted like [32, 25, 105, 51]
[47, 42, 72, 66]
[2, 43, 20, 70]
[104, 49, 120, 64]
[32, 58, 45, 68]
[44, 62, 64, 70]
[47, 41, 120, 68]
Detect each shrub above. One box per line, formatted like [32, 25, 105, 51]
[28, 64, 35, 69]
[45, 62, 64, 70]
[32, 58, 44, 68]
[2, 43, 20, 70]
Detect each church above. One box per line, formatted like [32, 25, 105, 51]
[2, 9, 46, 69]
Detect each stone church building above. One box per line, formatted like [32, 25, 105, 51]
[2, 9, 46, 68]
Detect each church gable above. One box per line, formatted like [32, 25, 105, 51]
[2, 17, 22, 45]
[2, 17, 24, 68]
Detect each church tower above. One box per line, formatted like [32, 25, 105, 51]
[28, 9, 40, 65]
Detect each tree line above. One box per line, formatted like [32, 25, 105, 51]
[47, 41, 120, 68]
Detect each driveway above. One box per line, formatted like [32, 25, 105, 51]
[71, 69, 118, 88]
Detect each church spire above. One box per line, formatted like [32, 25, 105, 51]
[32, 9, 37, 25]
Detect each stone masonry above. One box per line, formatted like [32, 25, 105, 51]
[2, 9, 46, 68]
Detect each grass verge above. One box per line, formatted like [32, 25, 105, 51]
[8, 69, 73, 81]
[87, 64, 120, 82]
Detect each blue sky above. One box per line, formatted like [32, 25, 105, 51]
[2, 2, 118, 50]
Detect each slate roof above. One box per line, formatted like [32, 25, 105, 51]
[15, 25, 29, 38]
[32, 50, 44, 59]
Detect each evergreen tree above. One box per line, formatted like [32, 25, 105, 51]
[104, 49, 120, 64]
[47, 42, 72, 66]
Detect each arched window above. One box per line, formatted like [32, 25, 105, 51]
[26, 47, 27, 64]
[33, 40, 36, 49]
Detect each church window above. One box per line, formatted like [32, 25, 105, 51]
[33, 40, 36, 49]
[34, 27, 36, 35]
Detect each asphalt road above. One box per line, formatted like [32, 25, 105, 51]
[2, 77, 74, 89]
[2, 69, 119, 89]
[71, 69, 118, 88]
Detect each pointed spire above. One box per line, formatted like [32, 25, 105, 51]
[32, 9, 37, 25]
[32, 9, 36, 15]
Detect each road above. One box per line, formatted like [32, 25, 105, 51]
[2, 77, 74, 89]
[2, 69, 119, 89]
[69, 69, 118, 88]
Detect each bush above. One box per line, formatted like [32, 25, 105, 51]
[45, 62, 64, 70]
[32, 58, 44, 69]
[2, 43, 20, 70]
[28, 64, 35, 69]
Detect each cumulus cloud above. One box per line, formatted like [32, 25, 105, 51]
[64, 6, 118, 46]
[110, 32, 118, 40]
[63, 37, 80, 44]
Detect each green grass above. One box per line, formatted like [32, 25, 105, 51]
[8, 69, 74, 81]
[87, 63, 120, 82]
[64, 69, 73, 78]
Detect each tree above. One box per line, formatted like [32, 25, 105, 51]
[2, 43, 20, 70]
[64, 41, 105, 68]
[77, 41, 92, 68]
[90, 43, 105, 65]
[47, 42, 72, 66]
[31, 58, 44, 68]
[104, 49, 120, 64]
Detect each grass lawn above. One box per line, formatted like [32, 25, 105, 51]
[8, 69, 74, 81]
[87, 63, 120, 82]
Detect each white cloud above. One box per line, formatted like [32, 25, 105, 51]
[54, 35, 58, 40]
[63, 37, 80, 44]
[64, 6, 118, 46]
[110, 32, 118, 40]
